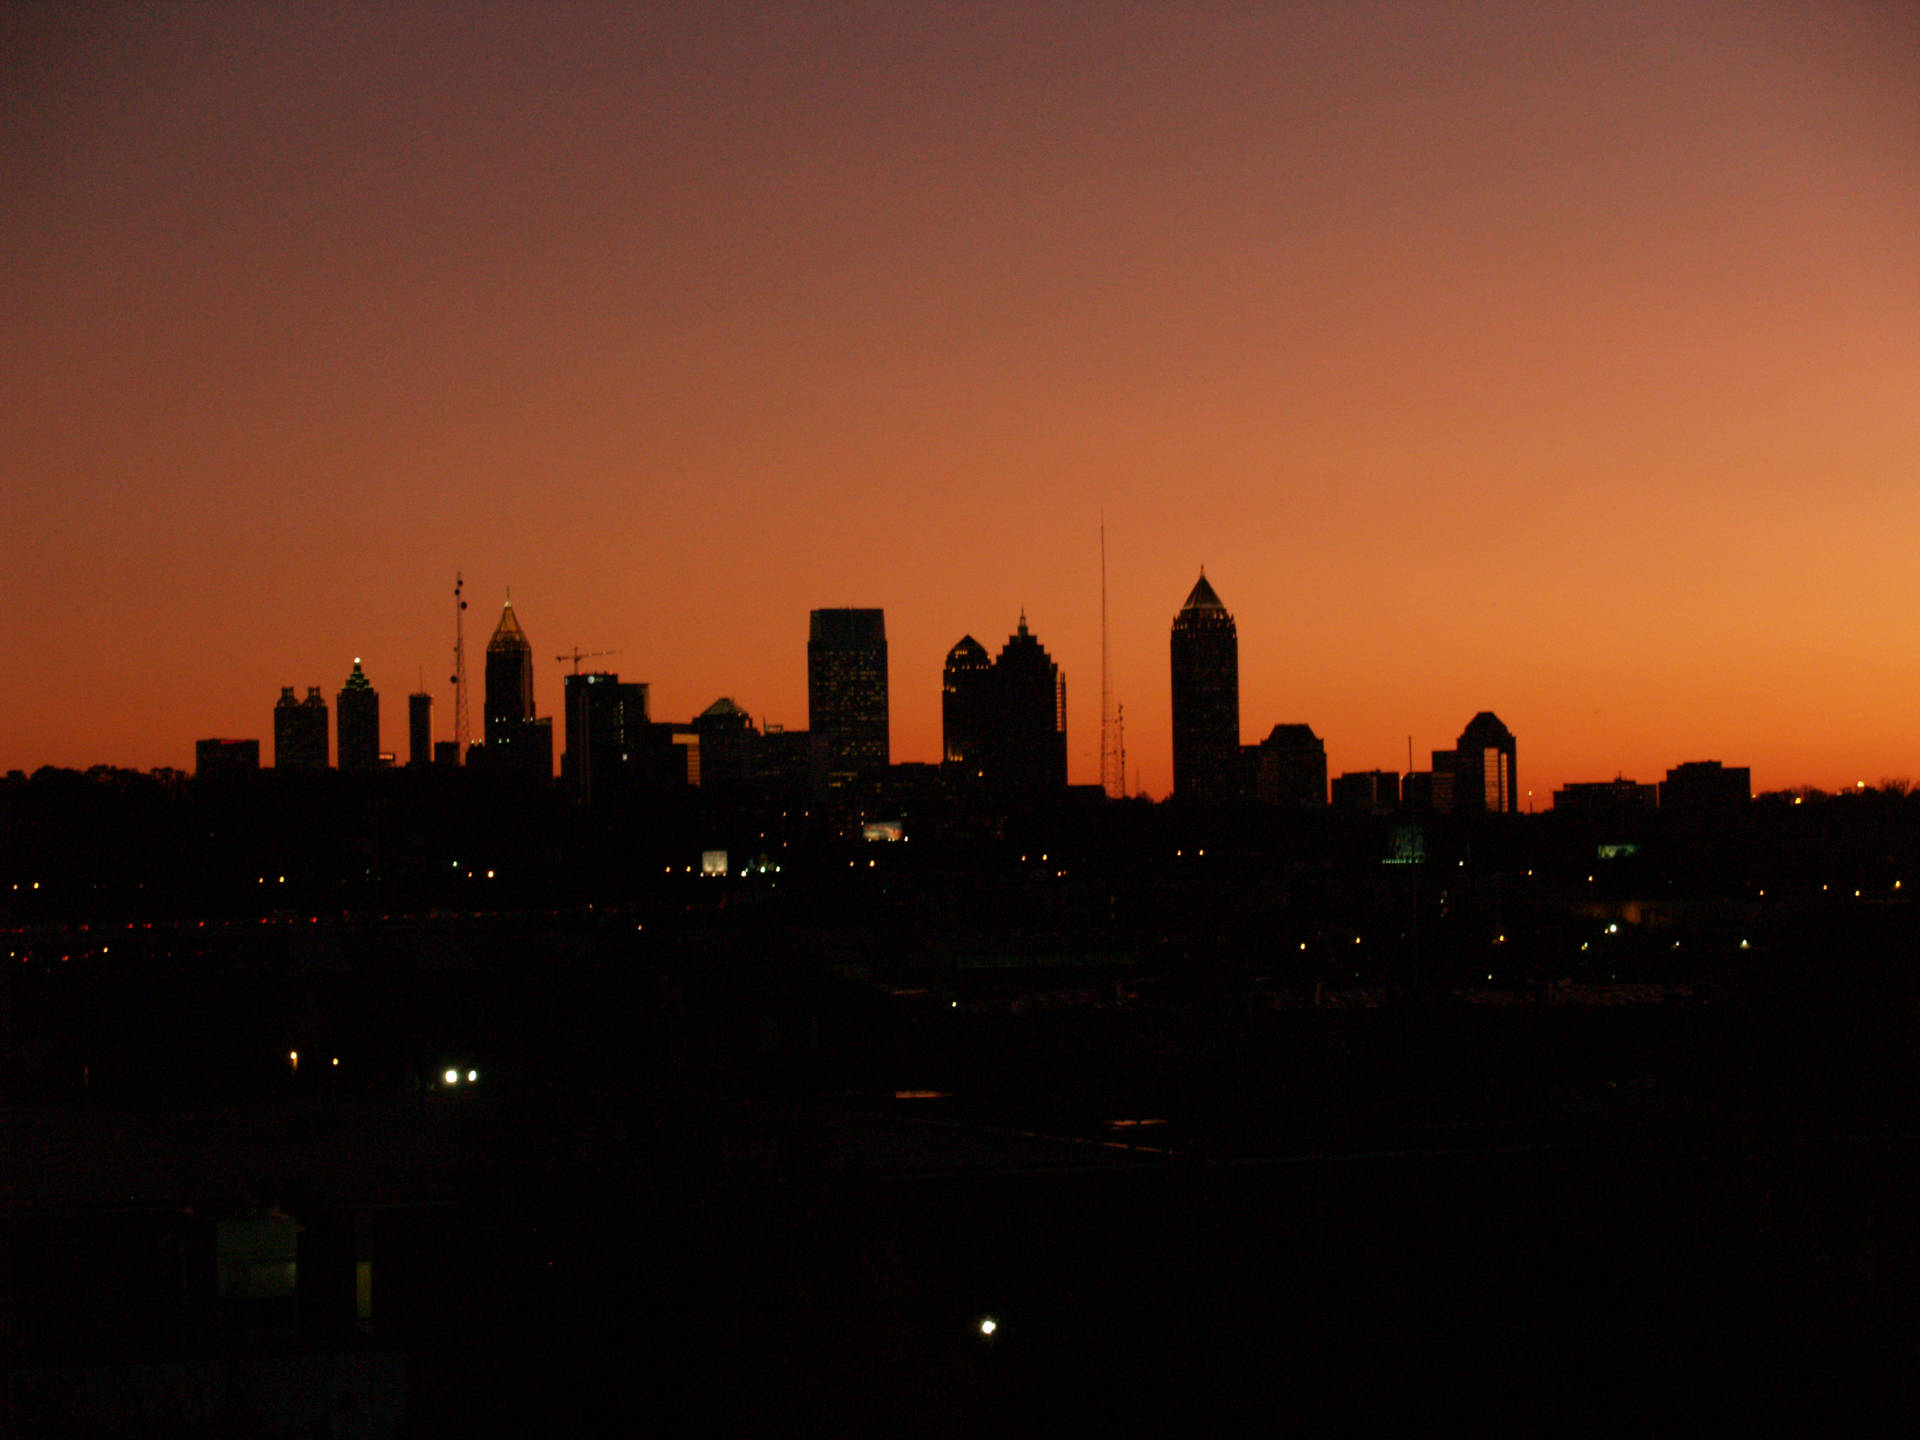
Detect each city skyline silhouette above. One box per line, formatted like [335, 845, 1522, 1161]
[5, 6, 1916, 798]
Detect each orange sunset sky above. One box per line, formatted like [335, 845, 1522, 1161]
[4, 4, 1917, 800]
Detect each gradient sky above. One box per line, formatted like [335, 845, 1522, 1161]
[5, 3, 1917, 800]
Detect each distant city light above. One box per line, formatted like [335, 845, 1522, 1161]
[978, 1317, 998, 1337]
[444, 1068, 460, 1085]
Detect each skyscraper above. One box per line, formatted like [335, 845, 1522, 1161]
[273, 685, 330, 769]
[484, 597, 534, 745]
[477, 596, 551, 781]
[562, 671, 650, 806]
[984, 612, 1067, 797]
[1170, 571, 1240, 802]
[336, 658, 380, 774]
[1252, 724, 1327, 806]
[408, 691, 433, 767]
[1452, 712, 1517, 814]
[941, 634, 992, 768]
[807, 608, 889, 786]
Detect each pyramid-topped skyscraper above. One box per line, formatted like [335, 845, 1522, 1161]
[1170, 570, 1240, 802]
[484, 596, 534, 746]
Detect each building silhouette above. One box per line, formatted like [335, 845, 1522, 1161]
[1252, 724, 1327, 806]
[1662, 760, 1751, 814]
[478, 597, 551, 781]
[336, 659, 380, 774]
[694, 697, 758, 796]
[484, 598, 534, 745]
[562, 672, 650, 806]
[273, 686, 329, 770]
[408, 692, 433, 768]
[983, 612, 1067, 798]
[807, 609, 889, 787]
[195, 738, 260, 779]
[1170, 572, 1240, 802]
[1555, 777, 1657, 811]
[1450, 712, 1518, 814]
[942, 635, 992, 769]
[1331, 769, 1400, 813]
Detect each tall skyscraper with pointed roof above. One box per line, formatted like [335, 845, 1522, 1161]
[478, 595, 552, 781]
[985, 612, 1067, 797]
[336, 658, 380, 773]
[1170, 571, 1240, 801]
[484, 597, 534, 746]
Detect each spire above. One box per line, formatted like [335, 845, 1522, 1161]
[342, 657, 373, 692]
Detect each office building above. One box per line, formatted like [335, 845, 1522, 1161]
[1661, 761, 1751, 813]
[1331, 769, 1400, 813]
[1170, 572, 1240, 802]
[1554, 778, 1658, 815]
[807, 608, 888, 786]
[478, 597, 550, 781]
[694, 697, 758, 796]
[336, 659, 380, 774]
[273, 686, 329, 770]
[484, 598, 535, 745]
[562, 672, 650, 806]
[1252, 724, 1327, 806]
[195, 738, 260, 779]
[984, 612, 1067, 797]
[408, 692, 433, 768]
[1451, 712, 1517, 814]
[942, 635, 992, 769]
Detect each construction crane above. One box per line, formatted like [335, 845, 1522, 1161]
[557, 648, 621, 675]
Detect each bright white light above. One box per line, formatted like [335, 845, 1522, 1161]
[978, 1317, 998, 1337]
[467, 1069, 478, 1082]
[444, 1068, 460, 1085]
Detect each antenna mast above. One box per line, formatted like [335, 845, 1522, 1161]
[452, 573, 471, 757]
[1100, 516, 1122, 797]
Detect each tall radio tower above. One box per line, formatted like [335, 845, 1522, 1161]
[1099, 517, 1124, 798]
[451, 572, 471, 757]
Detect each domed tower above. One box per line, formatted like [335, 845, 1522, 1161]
[942, 634, 992, 767]
[1170, 571, 1240, 801]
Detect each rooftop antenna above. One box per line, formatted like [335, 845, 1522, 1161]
[1100, 515, 1122, 798]
[451, 573, 471, 757]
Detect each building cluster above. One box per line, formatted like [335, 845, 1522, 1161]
[1166, 571, 1520, 816]
[191, 576, 1746, 818]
